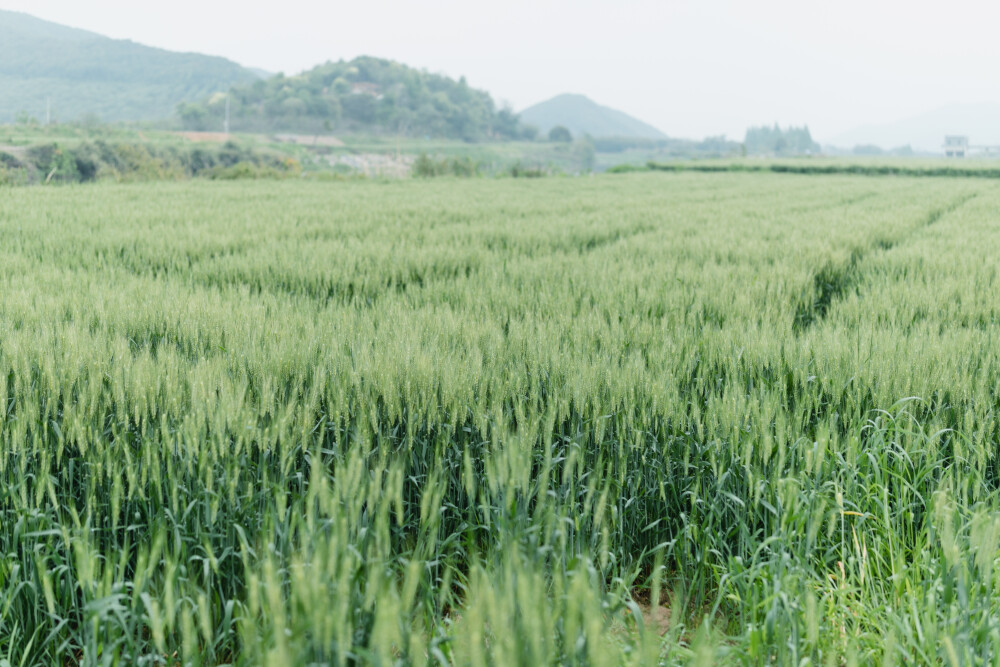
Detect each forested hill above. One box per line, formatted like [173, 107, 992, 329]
[520, 94, 667, 140]
[178, 57, 533, 141]
[0, 10, 258, 123]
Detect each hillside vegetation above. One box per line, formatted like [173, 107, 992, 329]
[0, 10, 257, 123]
[519, 93, 667, 139]
[178, 56, 532, 141]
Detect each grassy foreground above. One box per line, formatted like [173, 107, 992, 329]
[1, 173, 999, 664]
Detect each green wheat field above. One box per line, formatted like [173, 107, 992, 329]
[2, 172, 999, 665]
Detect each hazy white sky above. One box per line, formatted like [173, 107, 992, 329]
[4, 0, 1000, 142]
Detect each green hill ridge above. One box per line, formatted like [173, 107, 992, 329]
[0, 10, 258, 123]
[179, 56, 531, 141]
[519, 93, 667, 140]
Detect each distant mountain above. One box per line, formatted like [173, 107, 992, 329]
[830, 104, 1000, 153]
[179, 56, 532, 140]
[519, 94, 667, 140]
[0, 10, 258, 123]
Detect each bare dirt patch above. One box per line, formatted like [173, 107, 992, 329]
[174, 132, 233, 143]
[273, 134, 345, 147]
[328, 152, 415, 178]
[637, 602, 671, 635]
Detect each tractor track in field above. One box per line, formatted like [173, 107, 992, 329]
[792, 192, 978, 334]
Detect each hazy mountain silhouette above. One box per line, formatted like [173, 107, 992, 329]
[0, 9, 258, 123]
[520, 94, 666, 139]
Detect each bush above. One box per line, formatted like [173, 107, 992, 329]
[412, 153, 439, 177]
[27, 144, 80, 183]
[69, 144, 100, 182]
[507, 161, 545, 178]
[1, 140, 302, 185]
[206, 161, 298, 180]
[412, 154, 481, 178]
[548, 126, 572, 143]
[0, 152, 22, 169]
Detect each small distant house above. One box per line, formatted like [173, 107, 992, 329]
[944, 135, 968, 158]
[350, 82, 382, 99]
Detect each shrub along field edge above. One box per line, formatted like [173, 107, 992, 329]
[0, 140, 302, 185]
[609, 159, 1000, 178]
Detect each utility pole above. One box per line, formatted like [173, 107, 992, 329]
[224, 94, 230, 135]
[46, 98, 50, 126]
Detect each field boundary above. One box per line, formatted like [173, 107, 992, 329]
[610, 161, 1000, 179]
[793, 193, 977, 333]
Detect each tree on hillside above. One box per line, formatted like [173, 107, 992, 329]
[548, 125, 572, 143]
